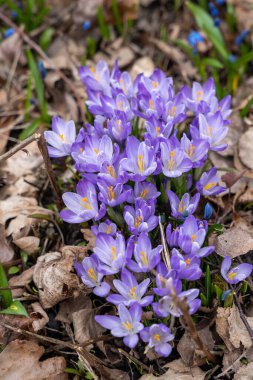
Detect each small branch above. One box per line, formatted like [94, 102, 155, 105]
[158, 215, 171, 270]
[118, 348, 152, 373]
[0, 133, 41, 163]
[0, 11, 85, 123]
[231, 285, 253, 341]
[37, 134, 64, 210]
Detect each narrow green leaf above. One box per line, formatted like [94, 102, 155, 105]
[233, 51, 253, 69]
[202, 57, 224, 69]
[28, 213, 52, 221]
[112, 0, 123, 35]
[0, 264, 12, 308]
[213, 284, 222, 302]
[200, 293, 208, 306]
[186, 1, 229, 61]
[26, 49, 47, 121]
[0, 300, 29, 317]
[97, 6, 110, 39]
[19, 118, 41, 141]
[39, 27, 54, 51]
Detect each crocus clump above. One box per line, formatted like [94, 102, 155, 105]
[45, 60, 252, 357]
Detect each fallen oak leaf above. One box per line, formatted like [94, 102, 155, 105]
[30, 302, 49, 332]
[13, 236, 40, 255]
[0, 339, 67, 380]
[215, 226, 253, 258]
[9, 267, 34, 297]
[33, 250, 79, 309]
[221, 170, 246, 189]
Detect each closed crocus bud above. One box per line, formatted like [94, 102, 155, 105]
[204, 202, 213, 220]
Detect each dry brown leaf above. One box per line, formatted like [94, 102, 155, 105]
[177, 326, 214, 366]
[227, 0, 253, 35]
[0, 196, 53, 240]
[0, 339, 67, 380]
[239, 129, 253, 170]
[0, 224, 15, 263]
[9, 267, 34, 298]
[218, 113, 243, 157]
[101, 368, 130, 380]
[239, 187, 253, 204]
[215, 226, 253, 258]
[140, 358, 205, 380]
[0, 314, 35, 345]
[217, 306, 253, 350]
[13, 236, 40, 254]
[31, 302, 49, 332]
[33, 250, 79, 308]
[130, 57, 155, 78]
[234, 362, 253, 380]
[56, 293, 92, 324]
[0, 32, 23, 64]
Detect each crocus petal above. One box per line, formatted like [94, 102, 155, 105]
[123, 334, 139, 348]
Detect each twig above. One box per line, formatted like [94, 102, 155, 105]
[231, 285, 253, 341]
[214, 348, 250, 379]
[0, 11, 86, 123]
[118, 348, 152, 373]
[37, 134, 64, 210]
[0, 133, 41, 163]
[158, 215, 171, 270]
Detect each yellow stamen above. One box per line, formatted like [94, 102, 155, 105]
[204, 182, 216, 191]
[191, 234, 196, 242]
[196, 90, 203, 101]
[79, 147, 84, 153]
[154, 334, 161, 341]
[140, 251, 149, 266]
[106, 225, 111, 234]
[228, 271, 237, 280]
[116, 119, 122, 131]
[93, 148, 99, 155]
[167, 150, 175, 170]
[138, 154, 145, 173]
[185, 258, 191, 266]
[107, 165, 117, 179]
[129, 286, 137, 299]
[122, 321, 132, 330]
[169, 106, 177, 117]
[140, 188, 148, 198]
[81, 197, 92, 210]
[178, 200, 186, 213]
[186, 144, 195, 157]
[90, 66, 95, 73]
[87, 268, 97, 281]
[108, 186, 115, 201]
[152, 81, 158, 88]
[134, 215, 143, 228]
[117, 100, 123, 110]
[59, 133, 65, 141]
[156, 126, 160, 136]
[111, 246, 117, 260]
[207, 126, 213, 137]
[149, 99, 154, 109]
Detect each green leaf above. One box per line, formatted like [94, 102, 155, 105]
[233, 51, 253, 69]
[213, 284, 222, 302]
[200, 293, 208, 306]
[39, 27, 54, 51]
[26, 49, 47, 121]
[0, 300, 29, 317]
[28, 213, 52, 221]
[112, 0, 123, 35]
[202, 57, 224, 69]
[8, 266, 20, 275]
[97, 6, 110, 39]
[0, 264, 12, 308]
[186, 1, 229, 61]
[208, 223, 224, 234]
[19, 117, 41, 141]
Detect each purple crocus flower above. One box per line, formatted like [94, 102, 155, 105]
[107, 111, 132, 142]
[44, 116, 76, 157]
[178, 215, 214, 257]
[95, 303, 144, 348]
[166, 224, 180, 248]
[94, 233, 126, 275]
[91, 220, 117, 236]
[107, 268, 153, 307]
[78, 61, 111, 96]
[160, 138, 192, 178]
[152, 288, 201, 317]
[120, 136, 157, 182]
[221, 256, 253, 284]
[196, 113, 228, 151]
[196, 167, 225, 196]
[60, 179, 105, 223]
[171, 248, 202, 280]
[153, 264, 181, 297]
[98, 181, 132, 207]
[124, 199, 158, 235]
[167, 190, 200, 219]
[182, 78, 216, 113]
[74, 255, 110, 297]
[133, 182, 160, 202]
[140, 324, 174, 357]
[127, 233, 162, 272]
[180, 133, 209, 167]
